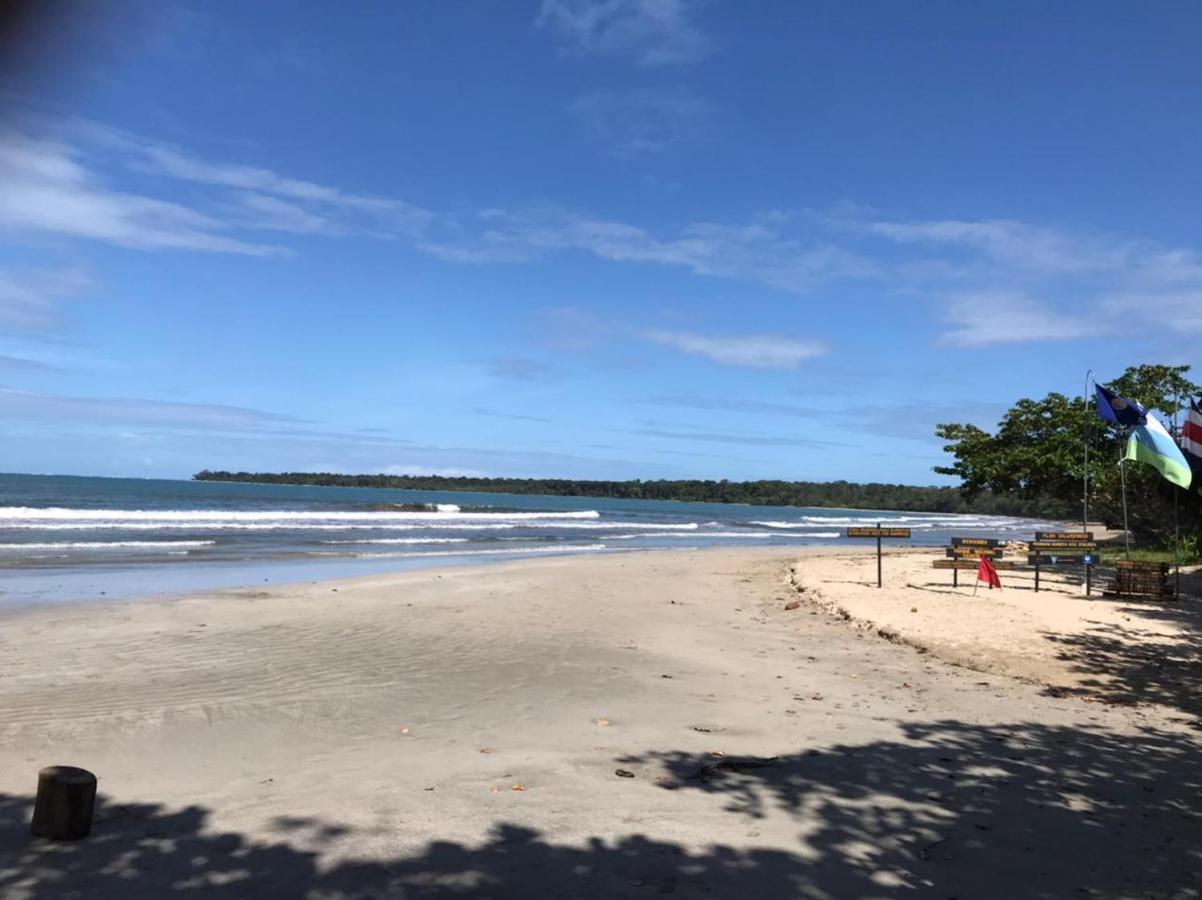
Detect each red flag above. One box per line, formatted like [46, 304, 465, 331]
[977, 555, 1002, 590]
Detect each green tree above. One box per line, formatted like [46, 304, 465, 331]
[935, 364, 1202, 539]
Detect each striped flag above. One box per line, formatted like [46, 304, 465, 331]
[1180, 400, 1202, 485]
[1126, 410, 1193, 489]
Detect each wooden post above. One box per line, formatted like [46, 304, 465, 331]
[953, 567, 958, 588]
[1034, 558, 1040, 593]
[875, 522, 882, 589]
[31, 766, 96, 841]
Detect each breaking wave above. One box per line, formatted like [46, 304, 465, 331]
[0, 540, 216, 550]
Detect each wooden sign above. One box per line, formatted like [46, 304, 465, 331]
[1116, 559, 1168, 572]
[933, 559, 1018, 570]
[1028, 554, 1091, 566]
[946, 546, 1004, 559]
[847, 526, 912, 539]
[1106, 561, 1174, 600]
[1030, 541, 1097, 552]
[845, 523, 912, 587]
[951, 537, 1000, 548]
[1036, 531, 1094, 542]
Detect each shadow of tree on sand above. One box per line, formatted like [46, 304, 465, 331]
[0, 801, 810, 900]
[1, 721, 1200, 898]
[622, 720, 1202, 899]
[1041, 598, 1202, 718]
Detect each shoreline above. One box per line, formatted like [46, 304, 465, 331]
[0, 544, 834, 620]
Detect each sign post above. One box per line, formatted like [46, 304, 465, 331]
[845, 523, 912, 588]
[1028, 532, 1096, 595]
[945, 537, 1002, 588]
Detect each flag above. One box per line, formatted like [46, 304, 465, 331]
[1125, 410, 1193, 489]
[1095, 384, 1147, 426]
[1180, 401, 1202, 485]
[977, 555, 1002, 590]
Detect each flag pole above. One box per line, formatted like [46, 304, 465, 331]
[1173, 389, 1182, 597]
[1119, 434, 1131, 559]
[1083, 369, 1093, 533]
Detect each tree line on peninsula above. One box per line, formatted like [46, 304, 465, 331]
[191, 471, 1056, 517]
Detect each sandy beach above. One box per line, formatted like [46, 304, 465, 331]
[1, 546, 1199, 898]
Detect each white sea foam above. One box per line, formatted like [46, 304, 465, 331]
[0, 540, 216, 550]
[7, 519, 698, 532]
[350, 543, 608, 559]
[320, 537, 469, 545]
[608, 531, 784, 540]
[751, 515, 1030, 530]
[0, 506, 600, 523]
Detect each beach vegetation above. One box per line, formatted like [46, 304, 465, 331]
[935, 364, 1202, 542]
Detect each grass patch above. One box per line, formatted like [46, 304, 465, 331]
[1099, 548, 1202, 566]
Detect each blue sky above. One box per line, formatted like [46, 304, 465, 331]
[1, 1, 1200, 484]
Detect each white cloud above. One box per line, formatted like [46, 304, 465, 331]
[627, 424, 843, 448]
[0, 132, 287, 256]
[537, 0, 709, 66]
[235, 192, 336, 234]
[421, 209, 875, 293]
[939, 292, 1101, 347]
[0, 386, 304, 430]
[867, 218, 1140, 275]
[861, 213, 1202, 345]
[643, 330, 828, 368]
[0, 268, 92, 332]
[131, 141, 431, 235]
[1102, 291, 1202, 334]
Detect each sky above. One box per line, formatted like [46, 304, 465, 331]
[1, 0, 1200, 485]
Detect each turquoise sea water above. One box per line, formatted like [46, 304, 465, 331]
[0, 473, 1059, 604]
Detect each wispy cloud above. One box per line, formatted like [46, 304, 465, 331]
[626, 424, 844, 449]
[862, 213, 1202, 345]
[488, 356, 558, 381]
[866, 217, 1140, 275]
[537, 0, 709, 66]
[569, 89, 706, 157]
[234, 192, 337, 235]
[127, 139, 432, 236]
[0, 386, 305, 431]
[472, 406, 553, 424]
[634, 393, 1007, 444]
[0, 354, 54, 372]
[14, 115, 1202, 353]
[0, 132, 287, 255]
[1103, 290, 1202, 335]
[643, 330, 827, 369]
[0, 268, 92, 332]
[635, 394, 821, 418]
[421, 209, 875, 293]
[939, 291, 1101, 347]
[0, 114, 438, 259]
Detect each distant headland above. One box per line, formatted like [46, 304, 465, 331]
[193, 470, 1062, 517]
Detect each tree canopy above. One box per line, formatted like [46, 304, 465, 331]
[934, 364, 1201, 539]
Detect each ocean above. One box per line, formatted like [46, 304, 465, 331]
[0, 473, 1060, 604]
